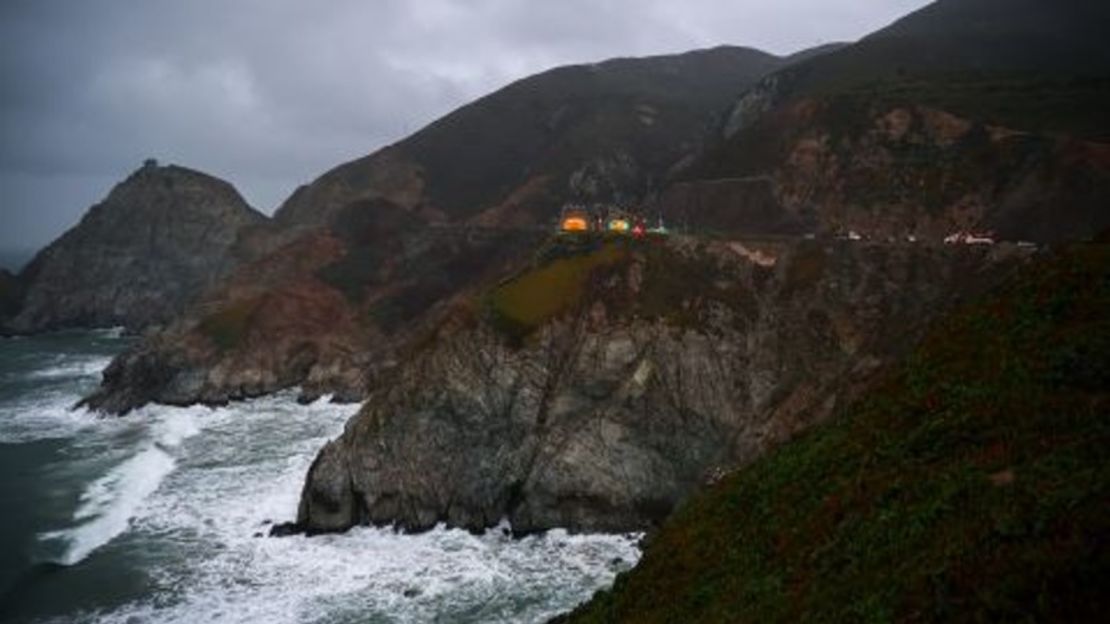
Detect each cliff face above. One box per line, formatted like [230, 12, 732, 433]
[6, 163, 266, 334]
[294, 236, 1031, 535]
[560, 237, 1110, 624]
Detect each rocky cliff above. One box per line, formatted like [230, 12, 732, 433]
[559, 236, 1110, 624]
[6, 162, 267, 334]
[293, 235, 1032, 535]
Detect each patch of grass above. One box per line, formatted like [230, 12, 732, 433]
[487, 239, 629, 341]
[197, 298, 261, 351]
[561, 241, 1110, 623]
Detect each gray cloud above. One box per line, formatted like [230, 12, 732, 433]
[0, 0, 929, 258]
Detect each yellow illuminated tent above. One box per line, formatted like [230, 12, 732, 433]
[607, 218, 631, 233]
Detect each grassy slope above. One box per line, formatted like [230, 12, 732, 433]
[488, 238, 630, 339]
[561, 240, 1110, 623]
[485, 234, 761, 342]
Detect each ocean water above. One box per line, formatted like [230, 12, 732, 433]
[0, 331, 639, 623]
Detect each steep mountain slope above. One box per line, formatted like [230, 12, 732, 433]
[82, 45, 839, 411]
[291, 235, 1030, 536]
[273, 46, 800, 230]
[5, 162, 267, 334]
[723, 0, 1110, 140]
[675, 0, 1110, 241]
[560, 236, 1109, 624]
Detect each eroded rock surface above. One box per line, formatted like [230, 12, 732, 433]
[6, 162, 266, 334]
[296, 237, 1030, 535]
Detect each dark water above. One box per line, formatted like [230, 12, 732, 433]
[0, 331, 638, 623]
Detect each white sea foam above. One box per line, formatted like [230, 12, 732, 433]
[39, 409, 205, 566]
[0, 391, 101, 444]
[41, 446, 176, 565]
[90, 327, 126, 340]
[82, 394, 640, 624]
[99, 524, 640, 624]
[26, 355, 113, 381]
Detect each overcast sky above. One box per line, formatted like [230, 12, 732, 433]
[0, 0, 929, 260]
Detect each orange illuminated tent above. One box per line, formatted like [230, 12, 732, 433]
[559, 207, 591, 233]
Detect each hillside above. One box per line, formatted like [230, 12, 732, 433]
[81, 45, 838, 411]
[675, 0, 1110, 241]
[723, 0, 1110, 140]
[675, 100, 1110, 242]
[273, 46, 810, 229]
[4, 162, 267, 335]
[560, 237, 1110, 623]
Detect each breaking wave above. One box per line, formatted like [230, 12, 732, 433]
[25, 355, 114, 381]
[38, 409, 203, 566]
[0, 391, 101, 444]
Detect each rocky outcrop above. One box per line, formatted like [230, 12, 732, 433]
[83, 207, 547, 414]
[294, 236, 1032, 535]
[6, 161, 266, 334]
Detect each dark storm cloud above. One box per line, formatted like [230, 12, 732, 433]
[0, 0, 929, 257]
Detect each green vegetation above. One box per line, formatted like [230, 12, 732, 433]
[562, 241, 1110, 623]
[485, 235, 762, 342]
[197, 298, 260, 351]
[487, 238, 629, 341]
